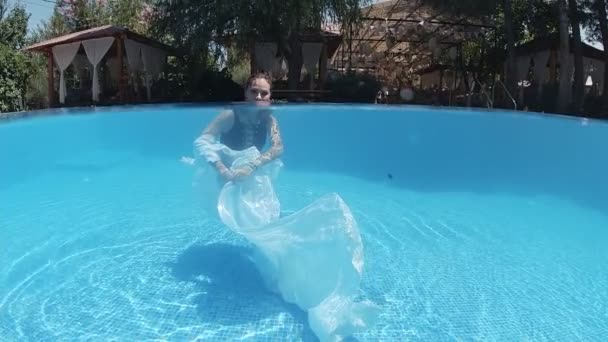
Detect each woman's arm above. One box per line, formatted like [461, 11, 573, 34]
[195, 110, 235, 177]
[254, 115, 284, 168]
[201, 110, 234, 139]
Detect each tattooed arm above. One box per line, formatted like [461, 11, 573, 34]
[256, 114, 284, 167]
[194, 110, 235, 179]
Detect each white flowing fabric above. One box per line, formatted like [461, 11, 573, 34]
[82, 37, 115, 102]
[302, 42, 323, 75]
[255, 43, 277, 74]
[592, 61, 605, 92]
[141, 45, 167, 101]
[52, 42, 81, 104]
[124, 39, 142, 73]
[516, 56, 530, 83]
[192, 136, 380, 342]
[124, 39, 142, 90]
[560, 55, 574, 104]
[272, 57, 287, 80]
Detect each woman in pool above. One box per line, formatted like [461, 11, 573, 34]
[195, 73, 284, 181]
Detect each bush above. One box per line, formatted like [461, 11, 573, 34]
[161, 56, 245, 103]
[25, 70, 48, 110]
[0, 45, 29, 113]
[194, 69, 245, 102]
[582, 94, 605, 118]
[325, 72, 382, 103]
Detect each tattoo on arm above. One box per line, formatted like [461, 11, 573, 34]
[259, 115, 284, 164]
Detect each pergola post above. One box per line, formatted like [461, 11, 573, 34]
[47, 50, 54, 108]
[319, 43, 328, 90]
[117, 33, 126, 103]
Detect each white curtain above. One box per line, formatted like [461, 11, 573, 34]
[124, 38, 142, 89]
[582, 57, 595, 88]
[272, 57, 287, 80]
[533, 51, 550, 98]
[254, 43, 277, 74]
[558, 54, 574, 103]
[564, 55, 575, 83]
[82, 37, 115, 102]
[533, 51, 550, 84]
[141, 45, 167, 101]
[302, 42, 323, 75]
[592, 61, 605, 94]
[124, 39, 141, 73]
[52, 42, 81, 104]
[516, 56, 530, 82]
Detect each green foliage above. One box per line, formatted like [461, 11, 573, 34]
[0, 1, 28, 49]
[30, 9, 70, 42]
[107, 0, 149, 33]
[58, 0, 109, 31]
[582, 0, 607, 44]
[49, 0, 147, 33]
[149, 0, 369, 87]
[326, 72, 381, 103]
[21, 0, 150, 110]
[194, 69, 245, 102]
[0, 45, 28, 112]
[523, 0, 560, 40]
[227, 50, 252, 87]
[0, 2, 32, 113]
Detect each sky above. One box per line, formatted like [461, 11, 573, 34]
[8, 0, 55, 32]
[9, 0, 605, 51]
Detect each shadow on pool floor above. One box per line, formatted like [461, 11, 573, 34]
[170, 242, 324, 340]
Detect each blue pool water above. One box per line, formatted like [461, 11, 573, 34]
[1, 104, 608, 341]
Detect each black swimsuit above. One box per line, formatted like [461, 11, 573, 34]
[220, 114, 268, 151]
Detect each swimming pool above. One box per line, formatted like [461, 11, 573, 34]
[1, 104, 607, 341]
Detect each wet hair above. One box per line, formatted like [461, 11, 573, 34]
[246, 73, 273, 89]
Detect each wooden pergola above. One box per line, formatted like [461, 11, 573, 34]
[331, 0, 495, 82]
[23, 25, 176, 107]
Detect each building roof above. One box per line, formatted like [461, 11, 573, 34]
[23, 25, 176, 54]
[514, 34, 605, 61]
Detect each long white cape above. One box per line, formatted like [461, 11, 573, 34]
[193, 140, 379, 341]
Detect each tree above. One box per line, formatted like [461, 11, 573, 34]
[48, 0, 148, 34]
[0, 1, 32, 112]
[107, 0, 150, 34]
[30, 8, 69, 42]
[150, 0, 369, 90]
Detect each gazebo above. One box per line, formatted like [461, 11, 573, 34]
[23, 25, 176, 107]
[508, 34, 606, 106]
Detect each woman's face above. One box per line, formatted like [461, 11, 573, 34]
[245, 78, 271, 103]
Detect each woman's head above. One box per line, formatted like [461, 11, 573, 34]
[245, 73, 272, 103]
